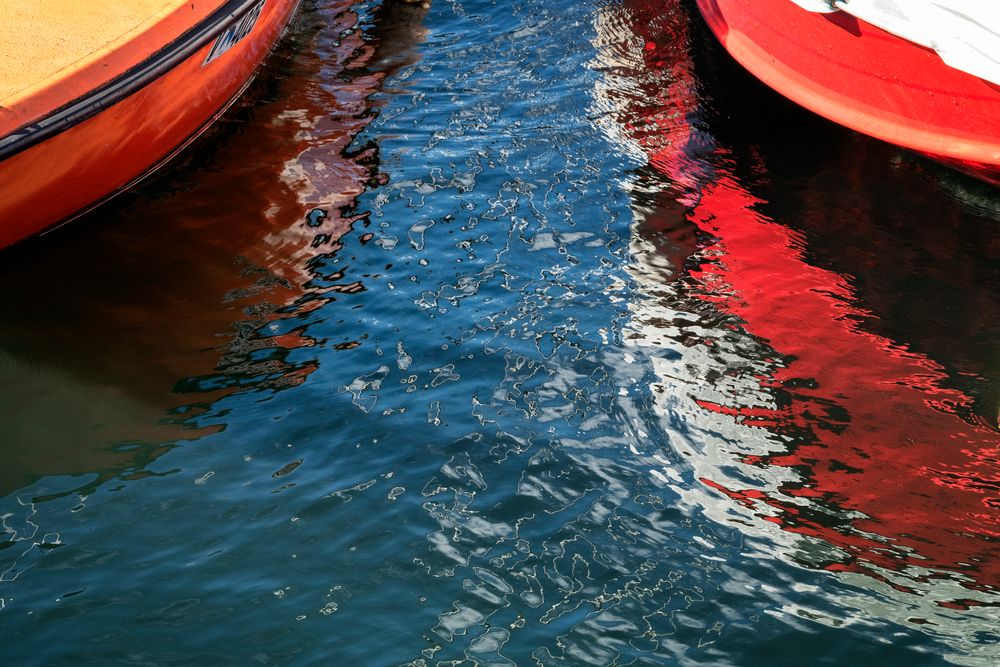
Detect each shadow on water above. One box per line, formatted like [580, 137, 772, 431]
[613, 0, 998, 631]
[0, 0, 430, 498]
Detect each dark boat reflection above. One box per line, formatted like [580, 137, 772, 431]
[606, 0, 999, 624]
[0, 0, 430, 498]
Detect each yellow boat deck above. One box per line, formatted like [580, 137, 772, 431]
[0, 1, 200, 106]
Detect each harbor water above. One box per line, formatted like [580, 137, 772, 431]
[0, 0, 997, 664]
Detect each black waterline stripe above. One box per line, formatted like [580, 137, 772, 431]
[0, 0, 265, 162]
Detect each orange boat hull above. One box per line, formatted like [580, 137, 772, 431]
[0, 0, 300, 249]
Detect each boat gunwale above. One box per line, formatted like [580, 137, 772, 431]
[0, 0, 266, 162]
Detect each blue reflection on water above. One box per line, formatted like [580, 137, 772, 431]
[0, 0, 996, 664]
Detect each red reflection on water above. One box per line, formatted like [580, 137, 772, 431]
[688, 173, 999, 585]
[624, 0, 1000, 591]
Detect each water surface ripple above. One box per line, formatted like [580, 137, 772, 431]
[0, 0, 997, 665]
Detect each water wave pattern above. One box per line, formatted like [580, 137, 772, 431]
[0, 0, 996, 665]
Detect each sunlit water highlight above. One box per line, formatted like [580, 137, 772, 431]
[0, 0, 997, 664]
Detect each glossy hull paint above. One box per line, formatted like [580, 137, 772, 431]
[693, 0, 1000, 185]
[0, 0, 300, 249]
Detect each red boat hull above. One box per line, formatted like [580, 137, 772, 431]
[694, 0, 1000, 184]
[0, 0, 300, 250]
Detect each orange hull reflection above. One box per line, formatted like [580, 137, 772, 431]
[0, 0, 430, 496]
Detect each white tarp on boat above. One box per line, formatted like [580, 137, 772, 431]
[789, 0, 1000, 85]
